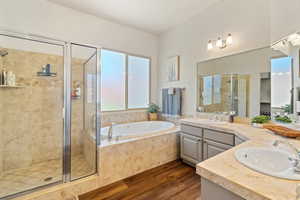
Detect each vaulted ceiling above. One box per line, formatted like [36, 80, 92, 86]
[49, 0, 221, 34]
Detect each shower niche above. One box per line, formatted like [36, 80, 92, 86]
[0, 31, 100, 199]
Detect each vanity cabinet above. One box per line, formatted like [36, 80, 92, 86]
[180, 124, 203, 165]
[181, 133, 203, 164]
[180, 124, 237, 165]
[203, 140, 232, 160]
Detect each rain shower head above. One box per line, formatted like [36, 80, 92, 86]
[0, 50, 8, 57]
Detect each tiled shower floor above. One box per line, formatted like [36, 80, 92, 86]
[0, 154, 94, 198]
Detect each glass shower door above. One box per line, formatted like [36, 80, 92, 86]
[0, 33, 64, 198]
[70, 44, 98, 180]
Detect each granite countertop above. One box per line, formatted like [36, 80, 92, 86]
[180, 118, 300, 200]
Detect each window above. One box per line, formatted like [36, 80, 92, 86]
[202, 75, 222, 105]
[271, 57, 292, 113]
[101, 49, 150, 111]
[213, 75, 221, 104]
[101, 49, 126, 111]
[128, 56, 150, 109]
[203, 76, 213, 105]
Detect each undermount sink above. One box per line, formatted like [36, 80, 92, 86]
[235, 147, 300, 180]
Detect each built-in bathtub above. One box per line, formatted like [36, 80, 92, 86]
[96, 120, 180, 188]
[100, 121, 176, 142]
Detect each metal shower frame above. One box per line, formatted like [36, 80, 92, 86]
[0, 28, 101, 199]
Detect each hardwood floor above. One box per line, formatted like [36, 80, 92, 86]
[79, 160, 201, 200]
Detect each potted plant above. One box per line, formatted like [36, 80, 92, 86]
[251, 115, 271, 128]
[275, 115, 293, 124]
[147, 103, 160, 121]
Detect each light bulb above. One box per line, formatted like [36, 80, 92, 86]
[226, 34, 233, 45]
[207, 40, 213, 50]
[216, 37, 222, 48]
[288, 33, 300, 46]
[288, 33, 300, 42]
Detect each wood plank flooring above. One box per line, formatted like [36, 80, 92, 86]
[79, 160, 201, 200]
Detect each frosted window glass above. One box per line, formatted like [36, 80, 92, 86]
[271, 57, 292, 109]
[213, 75, 221, 104]
[101, 49, 126, 111]
[128, 56, 150, 109]
[203, 76, 213, 105]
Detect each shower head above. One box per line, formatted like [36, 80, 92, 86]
[0, 50, 8, 57]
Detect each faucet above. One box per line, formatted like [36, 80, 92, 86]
[108, 122, 116, 140]
[273, 140, 300, 173]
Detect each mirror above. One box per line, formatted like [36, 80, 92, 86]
[271, 31, 300, 121]
[196, 47, 287, 118]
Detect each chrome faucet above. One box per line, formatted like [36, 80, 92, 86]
[273, 140, 300, 173]
[108, 122, 116, 140]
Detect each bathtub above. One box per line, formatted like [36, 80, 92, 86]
[98, 121, 180, 187]
[100, 121, 175, 141]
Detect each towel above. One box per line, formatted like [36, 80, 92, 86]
[168, 87, 175, 95]
[162, 88, 182, 117]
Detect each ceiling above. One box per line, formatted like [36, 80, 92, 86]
[49, 0, 221, 34]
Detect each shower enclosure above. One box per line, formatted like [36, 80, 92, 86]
[0, 30, 100, 199]
[197, 73, 250, 117]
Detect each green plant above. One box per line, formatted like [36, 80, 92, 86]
[275, 115, 292, 123]
[147, 103, 160, 113]
[251, 115, 270, 124]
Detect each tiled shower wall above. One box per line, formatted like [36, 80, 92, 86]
[0, 48, 84, 173]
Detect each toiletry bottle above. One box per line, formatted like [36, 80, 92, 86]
[7, 71, 12, 86]
[0, 69, 2, 85]
[2, 68, 7, 85]
[7, 71, 16, 86]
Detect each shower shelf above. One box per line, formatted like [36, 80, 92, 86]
[0, 85, 25, 88]
[72, 96, 81, 100]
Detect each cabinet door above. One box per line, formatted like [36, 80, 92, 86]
[203, 140, 232, 160]
[181, 133, 202, 164]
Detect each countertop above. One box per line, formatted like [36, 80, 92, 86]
[180, 118, 300, 200]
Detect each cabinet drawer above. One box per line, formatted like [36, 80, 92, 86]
[181, 124, 203, 137]
[203, 140, 232, 160]
[180, 133, 202, 164]
[203, 129, 234, 146]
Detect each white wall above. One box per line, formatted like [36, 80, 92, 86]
[158, 0, 271, 115]
[270, 0, 300, 43]
[0, 0, 159, 103]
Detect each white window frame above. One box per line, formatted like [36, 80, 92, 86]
[101, 48, 151, 112]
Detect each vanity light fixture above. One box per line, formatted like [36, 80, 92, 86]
[207, 34, 233, 50]
[288, 33, 300, 46]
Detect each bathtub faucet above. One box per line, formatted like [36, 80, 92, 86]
[108, 122, 116, 140]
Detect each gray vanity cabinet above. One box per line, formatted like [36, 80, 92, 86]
[203, 140, 232, 160]
[180, 124, 203, 165]
[180, 124, 237, 165]
[181, 133, 203, 164]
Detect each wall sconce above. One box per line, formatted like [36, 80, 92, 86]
[207, 34, 233, 50]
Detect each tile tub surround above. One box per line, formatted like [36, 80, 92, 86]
[10, 128, 180, 200]
[181, 118, 300, 200]
[98, 129, 180, 187]
[100, 110, 148, 127]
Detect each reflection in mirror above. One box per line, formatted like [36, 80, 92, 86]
[271, 56, 293, 115]
[198, 74, 232, 113]
[197, 47, 287, 119]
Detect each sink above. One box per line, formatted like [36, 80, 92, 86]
[235, 147, 300, 180]
[199, 120, 227, 124]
